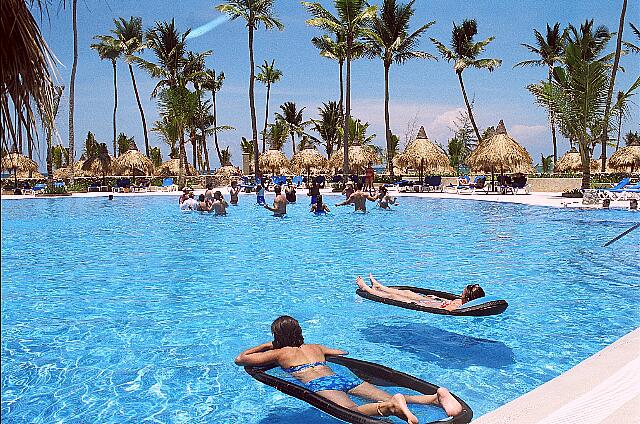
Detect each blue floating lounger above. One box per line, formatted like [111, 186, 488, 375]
[356, 286, 508, 317]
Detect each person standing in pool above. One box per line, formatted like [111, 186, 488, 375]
[212, 191, 228, 215]
[204, 183, 214, 203]
[197, 193, 212, 212]
[335, 182, 378, 212]
[285, 183, 297, 203]
[310, 194, 330, 214]
[377, 186, 398, 210]
[342, 182, 355, 199]
[263, 184, 287, 216]
[235, 316, 463, 423]
[308, 180, 320, 205]
[256, 183, 266, 205]
[229, 180, 240, 205]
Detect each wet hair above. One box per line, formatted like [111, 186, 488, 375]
[630, 199, 638, 210]
[271, 316, 304, 349]
[461, 284, 485, 304]
[199, 194, 205, 202]
[189, 192, 194, 199]
[274, 184, 282, 194]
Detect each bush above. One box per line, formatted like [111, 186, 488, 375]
[561, 188, 583, 198]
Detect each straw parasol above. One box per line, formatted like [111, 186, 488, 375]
[82, 144, 113, 184]
[214, 165, 240, 176]
[291, 148, 328, 177]
[16, 170, 45, 179]
[328, 145, 381, 173]
[154, 159, 197, 176]
[112, 144, 154, 177]
[467, 120, 533, 190]
[2, 152, 39, 186]
[259, 150, 290, 175]
[607, 141, 640, 173]
[399, 127, 454, 180]
[554, 148, 604, 173]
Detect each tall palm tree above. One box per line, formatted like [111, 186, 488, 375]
[91, 35, 121, 156]
[514, 23, 567, 163]
[275, 102, 306, 155]
[623, 23, 639, 53]
[431, 19, 501, 144]
[112, 17, 150, 157]
[309, 101, 341, 158]
[68, 0, 78, 183]
[568, 19, 612, 63]
[267, 119, 289, 150]
[216, 0, 284, 175]
[303, 0, 377, 177]
[40, 86, 64, 184]
[364, 0, 435, 175]
[256, 59, 283, 152]
[184, 50, 211, 171]
[152, 115, 179, 158]
[600, 0, 628, 171]
[613, 91, 632, 151]
[202, 69, 226, 165]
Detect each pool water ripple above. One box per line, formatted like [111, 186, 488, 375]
[2, 195, 639, 423]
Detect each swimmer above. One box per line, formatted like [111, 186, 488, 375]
[197, 193, 212, 212]
[285, 183, 297, 203]
[204, 183, 214, 203]
[212, 191, 228, 215]
[256, 183, 266, 205]
[308, 180, 321, 205]
[180, 192, 198, 211]
[310, 194, 330, 214]
[335, 182, 378, 212]
[263, 184, 287, 216]
[342, 182, 354, 199]
[377, 186, 397, 210]
[229, 180, 240, 205]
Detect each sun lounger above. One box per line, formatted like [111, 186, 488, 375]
[445, 176, 470, 193]
[32, 183, 46, 194]
[510, 174, 530, 194]
[597, 177, 632, 199]
[607, 181, 640, 200]
[497, 175, 515, 194]
[112, 178, 131, 193]
[423, 176, 443, 192]
[456, 176, 486, 194]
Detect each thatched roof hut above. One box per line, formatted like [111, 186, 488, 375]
[328, 145, 381, 173]
[291, 148, 328, 175]
[1, 152, 38, 172]
[214, 165, 240, 176]
[608, 142, 640, 173]
[468, 120, 533, 173]
[112, 148, 154, 176]
[554, 148, 604, 173]
[397, 127, 454, 175]
[154, 159, 197, 176]
[259, 150, 290, 174]
[16, 170, 45, 179]
[82, 145, 113, 177]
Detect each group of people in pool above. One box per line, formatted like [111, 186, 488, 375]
[179, 183, 238, 215]
[235, 276, 486, 423]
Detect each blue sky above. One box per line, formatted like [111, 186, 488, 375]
[37, 0, 639, 168]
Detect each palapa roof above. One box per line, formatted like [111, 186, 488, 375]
[467, 120, 533, 173]
[259, 150, 290, 173]
[214, 165, 240, 176]
[154, 159, 197, 176]
[328, 145, 381, 172]
[607, 142, 640, 172]
[82, 153, 113, 176]
[52, 160, 96, 179]
[291, 148, 327, 173]
[554, 148, 604, 173]
[397, 126, 454, 175]
[112, 149, 154, 176]
[16, 170, 45, 179]
[1, 152, 38, 172]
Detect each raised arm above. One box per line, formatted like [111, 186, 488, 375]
[234, 342, 280, 366]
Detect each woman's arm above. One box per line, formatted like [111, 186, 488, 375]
[320, 345, 348, 357]
[234, 342, 280, 366]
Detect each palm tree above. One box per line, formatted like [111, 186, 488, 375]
[364, 0, 435, 175]
[112, 17, 150, 157]
[275, 102, 306, 155]
[256, 59, 283, 152]
[220, 146, 232, 165]
[152, 116, 179, 158]
[599, 0, 628, 171]
[613, 91, 632, 151]
[431, 19, 501, 144]
[68, 0, 78, 183]
[216, 0, 284, 175]
[202, 69, 226, 164]
[40, 86, 64, 184]
[568, 20, 612, 62]
[309, 101, 341, 158]
[303, 0, 377, 177]
[91, 35, 121, 156]
[514, 23, 567, 163]
[267, 119, 289, 150]
[623, 23, 639, 53]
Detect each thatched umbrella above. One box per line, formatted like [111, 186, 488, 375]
[400, 126, 454, 181]
[554, 148, 604, 173]
[155, 159, 197, 176]
[258, 150, 290, 175]
[82, 144, 113, 185]
[467, 120, 533, 191]
[214, 165, 240, 176]
[1, 152, 39, 187]
[608, 141, 640, 173]
[291, 148, 328, 178]
[112, 145, 154, 177]
[328, 145, 381, 174]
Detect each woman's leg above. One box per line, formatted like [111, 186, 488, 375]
[356, 277, 425, 303]
[367, 275, 426, 301]
[317, 389, 417, 424]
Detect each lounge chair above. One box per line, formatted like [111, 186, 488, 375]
[510, 174, 531, 194]
[20, 183, 33, 195]
[497, 175, 514, 194]
[605, 180, 640, 200]
[455, 176, 484, 194]
[240, 176, 256, 192]
[32, 183, 46, 194]
[423, 176, 443, 192]
[131, 180, 149, 193]
[158, 177, 177, 192]
[315, 175, 326, 188]
[445, 176, 469, 193]
[112, 178, 131, 193]
[87, 182, 101, 192]
[598, 177, 632, 199]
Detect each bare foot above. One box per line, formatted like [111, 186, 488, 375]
[356, 276, 370, 291]
[386, 394, 418, 424]
[368, 273, 382, 289]
[436, 387, 463, 417]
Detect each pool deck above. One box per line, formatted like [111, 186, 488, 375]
[474, 327, 640, 424]
[1, 188, 636, 210]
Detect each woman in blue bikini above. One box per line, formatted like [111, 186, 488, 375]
[234, 316, 462, 423]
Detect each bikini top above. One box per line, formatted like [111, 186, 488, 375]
[281, 361, 327, 374]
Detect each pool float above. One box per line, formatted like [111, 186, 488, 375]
[356, 286, 508, 317]
[245, 356, 473, 424]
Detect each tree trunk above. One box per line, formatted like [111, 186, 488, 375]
[112, 60, 118, 157]
[212, 91, 223, 164]
[68, 0, 78, 184]
[178, 131, 186, 189]
[248, 25, 259, 174]
[342, 35, 352, 179]
[548, 68, 558, 163]
[457, 71, 482, 144]
[291, 133, 296, 155]
[384, 62, 393, 176]
[600, 0, 627, 172]
[128, 64, 150, 157]
[46, 131, 53, 185]
[198, 90, 210, 173]
[579, 138, 591, 189]
[339, 59, 344, 118]
[616, 113, 622, 151]
[191, 129, 197, 171]
[262, 82, 270, 153]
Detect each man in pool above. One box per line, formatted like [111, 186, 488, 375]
[263, 184, 287, 216]
[229, 180, 240, 205]
[235, 316, 463, 424]
[211, 191, 228, 215]
[335, 182, 378, 212]
[285, 183, 297, 203]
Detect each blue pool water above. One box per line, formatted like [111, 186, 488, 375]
[2, 194, 639, 423]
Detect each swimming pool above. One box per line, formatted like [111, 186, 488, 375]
[2, 194, 639, 423]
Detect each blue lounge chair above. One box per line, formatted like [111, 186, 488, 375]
[112, 178, 131, 193]
[598, 177, 632, 199]
[32, 183, 46, 194]
[446, 175, 469, 193]
[608, 180, 640, 200]
[54, 181, 66, 189]
[497, 175, 515, 194]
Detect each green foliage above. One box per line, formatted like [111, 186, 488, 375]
[308, 101, 342, 157]
[540, 154, 554, 173]
[240, 137, 253, 159]
[256, 59, 283, 86]
[117, 133, 135, 156]
[216, 0, 285, 31]
[267, 120, 290, 150]
[220, 146, 232, 165]
[150, 147, 162, 167]
[81, 132, 100, 160]
[44, 184, 68, 195]
[51, 145, 69, 169]
[337, 116, 376, 146]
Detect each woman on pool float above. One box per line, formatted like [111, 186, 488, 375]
[357, 274, 485, 311]
[235, 316, 462, 423]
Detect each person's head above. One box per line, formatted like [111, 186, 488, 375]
[214, 190, 223, 200]
[461, 284, 485, 304]
[355, 182, 363, 191]
[206, 183, 213, 190]
[271, 315, 304, 349]
[274, 184, 282, 195]
[368, 162, 373, 168]
[346, 182, 353, 190]
[602, 198, 611, 209]
[630, 199, 638, 210]
[231, 180, 237, 188]
[199, 194, 205, 202]
[379, 186, 387, 194]
[189, 192, 194, 199]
